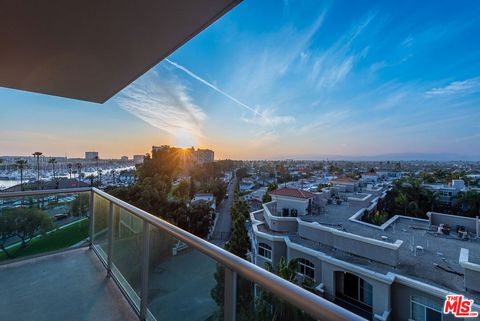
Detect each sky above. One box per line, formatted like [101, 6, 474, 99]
[1, 0, 480, 160]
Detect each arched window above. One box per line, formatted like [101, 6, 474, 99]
[258, 242, 272, 260]
[410, 296, 443, 321]
[296, 258, 315, 279]
[342, 272, 373, 307]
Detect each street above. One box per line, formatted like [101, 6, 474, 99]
[210, 176, 236, 242]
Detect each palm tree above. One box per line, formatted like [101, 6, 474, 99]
[97, 169, 103, 186]
[458, 190, 480, 217]
[258, 258, 314, 321]
[32, 152, 43, 183]
[395, 192, 408, 216]
[111, 169, 116, 184]
[75, 163, 82, 186]
[67, 163, 73, 179]
[424, 189, 438, 212]
[15, 160, 28, 191]
[48, 158, 57, 180]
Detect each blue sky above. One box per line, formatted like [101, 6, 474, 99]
[2, 0, 480, 159]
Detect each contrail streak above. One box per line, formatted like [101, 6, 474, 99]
[165, 58, 272, 126]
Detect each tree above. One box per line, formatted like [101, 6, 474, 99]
[255, 258, 314, 321]
[366, 210, 388, 226]
[97, 169, 103, 185]
[211, 195, 253, 320]
[172, 180, 190, 201]
[188, 202, 214, 237]
[236, 167, 249, 180]
[67, 163, 73, 179]
[227, 215, 250, 259]
[262, 182, 278, 203]
[137, 147, 181, 182]
[316, 183, 329, 192]
[70, 193, 90, 217]
[395, 192, 408, 216]
[110, 169, 116, 184]
[423, 189, 438, 212]
[0, 207, 53, 258]
[15, 160, 28, 191]
[75, 163, 82, 187]
[48, 158, 57, 180]
[32, 151, 43, 185]
[458, 190, 480, 217]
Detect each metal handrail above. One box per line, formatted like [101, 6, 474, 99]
[0, 187, 365, 321]
[92, 188, 365, 321]
[0, 187, 92, 198]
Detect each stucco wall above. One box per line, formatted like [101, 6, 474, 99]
[298, 221, 402, 266]
[298, 222, 334, 246]
[254, 234, 287, 269]
[287, 246, 323, 285]
[428, 212, 478, 234]
[271, 195, 310, 216]
[390, 282, 458, 321]
[464, 268, 480, 293]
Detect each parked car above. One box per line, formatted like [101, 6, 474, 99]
[54, 213, 69, 220]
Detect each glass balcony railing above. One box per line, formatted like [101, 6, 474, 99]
[0, 188, 91, 262]
[0, 187, 365, 321]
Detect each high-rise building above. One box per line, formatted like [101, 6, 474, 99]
[120, 156, 128, 161]
[85, 151, 99, 160]
[133, 155, 145, 164]
[195, 148, 214, 163]
[151, 146, 214, 164]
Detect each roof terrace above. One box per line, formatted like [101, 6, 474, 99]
[252, 187, 480, 300]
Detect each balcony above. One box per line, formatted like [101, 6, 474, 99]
[0, 188, 365, 321]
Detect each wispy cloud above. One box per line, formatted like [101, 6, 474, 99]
[115, 70, 206, 145]
[425, 77, 480, 96]
[241, 108, 296, 127]
[308, 12, 376, 89]
[165, 58, 271, 124]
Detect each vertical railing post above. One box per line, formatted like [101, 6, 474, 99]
[224, 268, 237, 321]
[89, 189, 94, 248]
[140, 221, 150, 320]
[107, 201, 114, 276]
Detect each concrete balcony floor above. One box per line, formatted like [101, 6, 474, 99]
[0, 247, 137, 321]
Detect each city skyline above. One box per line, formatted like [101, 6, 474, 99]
[2, 0, 480, 160]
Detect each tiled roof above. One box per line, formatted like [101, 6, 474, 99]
[269, 188, 315, 199]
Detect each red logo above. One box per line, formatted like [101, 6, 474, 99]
[443, 295, 478, 318]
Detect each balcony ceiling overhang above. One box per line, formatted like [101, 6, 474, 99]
[0, 0, 240, 103]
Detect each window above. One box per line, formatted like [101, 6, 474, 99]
[411, 296, 443, 321]
[258, 242, 272, 260]
[296, 258, 315, 279]
[359, 279, 373, 307]
[343, 272, 373, 307]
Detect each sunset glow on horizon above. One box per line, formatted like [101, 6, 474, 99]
[2, 1, 480, 160]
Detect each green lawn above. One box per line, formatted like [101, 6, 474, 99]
[0, 219, 89, 262]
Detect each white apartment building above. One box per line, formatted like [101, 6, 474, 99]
[269, 188, 315, 217]
[330, 177, 359, 192]
[249, 188, 480, 321]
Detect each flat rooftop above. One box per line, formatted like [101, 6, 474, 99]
[0, 248, 137, 321]
[254, 187, 480, 300]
